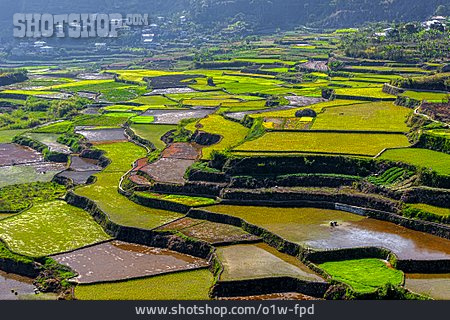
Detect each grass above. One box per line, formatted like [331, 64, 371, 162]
[129, 116, 155, 124]
[74, 115, 130, 127]
[0, 200, 111, 257]
[401, 91, 449, 103]
[379, 148, 450, 176]
[135, 192, 216, 207]
[75, 269, 213, 300]
[0, 182, 66, 213]
[130, 124, 176, 150]
[409, 204, 450, 218]
[186, 115, 249, 159]
[32, 121, 74, 134]
[234, 132, 411, 156]
[319, 259, 404, 294]
[217, 243, 322, 281]
[368, 167, 412, 186]
[249, 100, 365, 119]
[75, 142, 182, 229]
[334, 88, 396, 99]
[0, 129, 27, 143]
[312, 102, 411, 132]
[131, 95, 178, 106]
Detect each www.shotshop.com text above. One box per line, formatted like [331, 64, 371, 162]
[135, 303, 316, 318]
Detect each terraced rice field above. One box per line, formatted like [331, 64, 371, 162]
[130, 124, 176, 150]
[319, 259, 403, 294]
[141, 109, 215, 125]
[217, 243, 323, 282]
[53, 241, 208, 283]
[379, 148, 450, 176]
[0, 144, 42, 166]
[75, 128, 127, 143]
[0, 271, 37, 300]
[404, 273, 450, 300]
[409, 204, 450, 218]
[0, 130, 27, 143]
[0, 201, 111, 257]
[312, 102, 411, 132]
[157, 218, 260, 244]
[75, 142, 182, 229]
[0, 162, 67, 188]
[74, 269, 213, 300]
[205, 205, 450, 260]
[185, 115, 249, 159]
[234, 132, 410, 156]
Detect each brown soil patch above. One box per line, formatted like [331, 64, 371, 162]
[52, 241, 209, 284]
[0, 144, 42, 166]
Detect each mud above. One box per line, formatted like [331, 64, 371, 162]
[0, 271, 36, 300]
[0, 144, 43, 166]
[157, 218, 261, 244]
[69, 156, 102, 171]
[75, 128, 127, 142]
[405, 273, 450, 300]
[77, 73, 115, 80]
[161, 143, 201, 160]
[225, 106, 297, 121]
[142, 108, 215, 124]
[285, 96, 326, 107]
[52, 240, 209, 284]
[140, 158, 194, 184]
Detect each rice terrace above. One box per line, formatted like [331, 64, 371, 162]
[0, 1, 449, 303]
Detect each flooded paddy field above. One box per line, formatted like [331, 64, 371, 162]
[404, 273, 450, 300]
[0, 162, 67, 187]
[52, 240, 209, 284]
[75, 128, 127, 143]
[207, 206, 450, 260]
[24, 133, 71, 154]
[142, 108, 216, 124]
[157, 218, 260, 244]
[56, 156, 102, 185]
[0, 271, 36, 300]
[217, 243, 323, 282]
[0, 143, 42, 166]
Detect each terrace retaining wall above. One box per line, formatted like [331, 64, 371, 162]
[65, 191, 212, 259]
[211, 277, 330, 299]
[188, 208, 450, 273]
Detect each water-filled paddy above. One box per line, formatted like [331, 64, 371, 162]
[206, 206, 450, 260]
[25, 133, 71, 154]
[217, 243, 323, 282]
[75, 128, 127, 142]
[0, 271, 36, 300]
[53, 240, 208, 283]
[142, 108, 215, 124]
[0, 143, 42, 166]
[404, 273, 450, 300]
[0, 162, 67, 188]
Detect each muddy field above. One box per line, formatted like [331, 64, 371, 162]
[75, 128, 127, 142]
[405, 273, 450, 300]
[147, 88, 195, 95]
[0, 162, 67, 187]
[139, 142, 201, 184]
[0, 271, 36, 300]
[142, 108, 216, 124]
[207, 206, 450, 261]
[52, 241, 209, 283]
[225, 106, 297, 121]
[0, 144, 42, 166]
[157, 218, 260, 244]
[55, 156, 102, 185]
[161, 143, 201, 160]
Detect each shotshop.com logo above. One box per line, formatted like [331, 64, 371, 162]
[13, 13, 149, 38]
